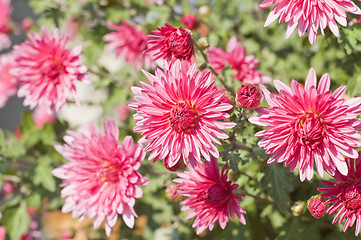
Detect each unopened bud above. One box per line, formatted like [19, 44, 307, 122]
[21, 18, 33, 31]
[307, 195, 327, 219]
[164, 158, 186, 172]
[181, 14, 198, 31]
[236, 83, 262, 109]
[291, 201, 305, 216]
[198, 37, 209, 50]
[199, 5, 210, 17]
[165, 183, 183, 202]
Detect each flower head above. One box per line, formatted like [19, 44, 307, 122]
[259, 0, 361, 45]
[236, 83, 263, 109]
[250, 68, 361, 181]
[13, 26, 88, 112]
[0, 0, 11, 51]
[0, 52, 17, 108]
[174, 157, 246, 234]
[208, 36, 271, 86]
[129, 60, 236, 167]
[52, 120, 148, 236]
[181, 14, 198, 30]
[318, 153, 361, 235]
[32, 104, 56, 129]
[103, 21, 155, 70]
[145, 24, 195, 63]
[307, 195, 327, 219]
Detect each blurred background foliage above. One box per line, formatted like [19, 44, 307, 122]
[1, 0, 361, 239]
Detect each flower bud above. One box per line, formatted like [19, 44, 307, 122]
[198, 37, 209, 50]
[21, 18, 33, 31]
[165, 183, 184, 202]
[199, 5, 210, 17]
[291, 201, 305, 216]
[236, 83, 262, 109]
[307, 195, 327, 219]
[181, 14, 198, 31]
[164, 157, 186, 172]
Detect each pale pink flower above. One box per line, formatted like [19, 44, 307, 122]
[103, 21, 155, 70]
[174, 157, 246, 234]
[0, 226, 5, 240]
[0, 0, 11, 51]
[259, 0, 361, 45]
[318, 153, 361, 235]
[32, 104, 56, 129]
[52, 120, 148, 236]
[145, 24, 195, 63]
[13, 26, 88, 112]
[208, 36, 271, 86]
[118, 103, 130, 124]
[0, 52, 17, 108]
[129, 60, 236, 167]
[250, 68, 361, 181]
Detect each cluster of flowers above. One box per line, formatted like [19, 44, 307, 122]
[2, 0, 361, 237]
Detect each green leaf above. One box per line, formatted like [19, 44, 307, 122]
[261, 163, 295, 212]
[2, 201, 31, 240]
[222, 150, 241, 171]
[33, 156, 56, 192]
[277, 219, 321, 240]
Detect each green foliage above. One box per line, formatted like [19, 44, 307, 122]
[261, 163, 296, 212]
[1, 201, 31, 240]
[33, 156, 57, 192]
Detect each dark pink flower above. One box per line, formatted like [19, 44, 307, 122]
[174, 157, 246, 234]
[129, 60, 236, 168]
[307, 195, 327, 219]
[145, 23, 195, 63]
[118, 103, 130, 124]
[208, 36, 271, 86]
[260, 0, 361, 44]
[236, 83, 262, 109]
[21, 18, 33, 31]
[13, 26, 88, 112]
[250, 68, 361, 181]
[318, 153, 361, 235]
[103, 21, 155, 70]
[165, 183, 183, 202]
[52, 120, 148, 236]
[0, 226, 5, 240]
[0, 52, 17, 108]
[181, 14, 198, 30]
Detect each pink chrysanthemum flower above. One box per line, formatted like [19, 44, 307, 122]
[145, 23, 195, 63]
[318, 153, 361, 235]
[129, 60, 236, 167]
[0, 0, 11, 51]
[32, 104, 56, 129]
[13, 26, 88, 112]
[249, 68, 361, 181]
[174, 157, 246, 234]
[208, 36, 271, 87]
[103, 21, 155, 70]
[259, 0, 361, 45]
[0, 52, 17, 108]
[52, 120, 148, 236]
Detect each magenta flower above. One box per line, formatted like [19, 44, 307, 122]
[307, 195, 327, 219]
[13, 26, 88, 112]
[250, 68, 361, 181]
[181, 14, 198, 30]
[129, 60, 236, 167]
[174, 157, 246, 234]
[259, 0, 361, 45]
[236, 83, 263, 109]
[0, 0, 11, 51]
[52, 120, 148, 236]
[0, 52, 17, 108]
[318, 153, 361, 235]
[145, 23, 195, 63]
[208, 36, 271, 86]
[103, 21, 155, 70]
